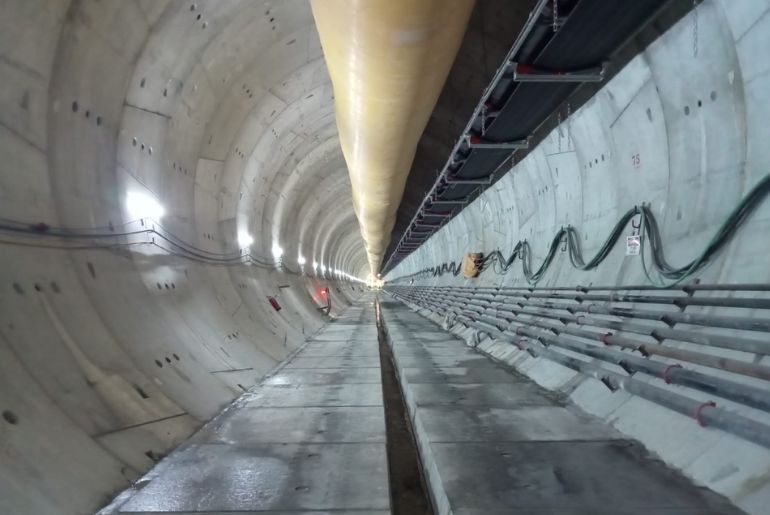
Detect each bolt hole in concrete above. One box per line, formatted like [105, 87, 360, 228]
[2, 411, 19, 425]
[155, 360, 163, 368]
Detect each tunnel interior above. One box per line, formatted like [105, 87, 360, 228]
[1, 1, 770, 514]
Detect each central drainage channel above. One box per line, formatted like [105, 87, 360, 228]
[375, 297, 434, 515]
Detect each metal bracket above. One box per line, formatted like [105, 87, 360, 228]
[512, 62, 607, 82]
[421, 211, 453, 218]
[430, 199, 467, 207]
[445, 175, 493, 186]
[467, 134, 530, 150]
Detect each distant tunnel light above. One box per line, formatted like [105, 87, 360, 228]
[312, 261, 319, 270]
[271, 242, 284, 260]
[237, 230, 254, 247]
[126, 191, 165, 221]
[298, 255, 306, 265]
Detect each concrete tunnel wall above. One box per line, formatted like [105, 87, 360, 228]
[387, 2, 770, 513]
[1, 0, 770, 514]
[0, 1, 370, 514]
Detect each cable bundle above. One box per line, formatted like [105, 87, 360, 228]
[0, 217, 279, 269]
[391, 173, 770, 287]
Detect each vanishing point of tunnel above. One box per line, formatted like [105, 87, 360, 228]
[1, 1, 770, 514]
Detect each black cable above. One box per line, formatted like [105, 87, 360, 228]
[391, 173, 770, 286]
[0, 220, 281, 269]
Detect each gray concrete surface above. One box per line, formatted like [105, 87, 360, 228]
[0, 1, 379, 511]
[386, 2, 770, 512]
[1, 0, 769, 514]
[100, 299, 390, 514]
[380, 298, 742, 515]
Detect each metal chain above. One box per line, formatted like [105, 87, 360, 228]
[552, 0, 558, 32]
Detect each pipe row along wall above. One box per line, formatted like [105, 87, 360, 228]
[385, 2, 770, 513]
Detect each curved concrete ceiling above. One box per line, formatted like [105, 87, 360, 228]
[18, 1, 770, 514]
[0, 1, 366, 513]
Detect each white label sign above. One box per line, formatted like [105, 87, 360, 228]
[626, 235, 641, 256]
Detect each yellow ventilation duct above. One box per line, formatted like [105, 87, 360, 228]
[311, 0, 476, 276]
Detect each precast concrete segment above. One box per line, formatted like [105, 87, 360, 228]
[384, 2, 770, 512]
[0, 1, 525, 512]
[377, 298, 742, 515]
[100, 296, 390, 514]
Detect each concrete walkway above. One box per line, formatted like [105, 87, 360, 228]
[100, 295, 741, 515]
[378, 297, 741, 515]
[100, 298, 390, 514]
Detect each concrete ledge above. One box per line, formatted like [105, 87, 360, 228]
[379, 299, 742, 515]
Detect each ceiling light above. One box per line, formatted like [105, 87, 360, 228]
[237, 230, 254, 247]
[125, 191, 165, 221]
